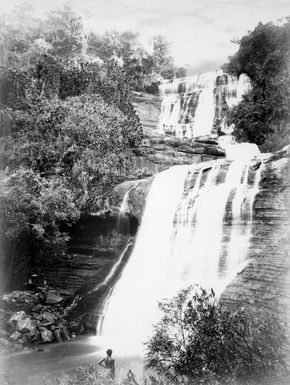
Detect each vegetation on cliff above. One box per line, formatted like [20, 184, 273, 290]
[0, 3, 187, 268]
[0, 58, 143, 262]
[225, 18, 290, 151]
[145, 286, 289, 385]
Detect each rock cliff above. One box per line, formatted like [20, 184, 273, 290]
[221, 149, 290, 327]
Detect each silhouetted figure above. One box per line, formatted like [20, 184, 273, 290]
[98, 348, 115, 379]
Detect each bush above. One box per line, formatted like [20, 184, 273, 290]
[145, 286, 289, 385]
[0, 168, 79, 258]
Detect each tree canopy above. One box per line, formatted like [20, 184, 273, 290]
[0, 4, 186, 88]
[224, 19, 290, 151]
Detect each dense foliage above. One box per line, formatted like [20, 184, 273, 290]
[0, 55, 143, 261]
[224, 19, 290, 151]
[0, 4, 156, 264]
[0, 168, 79, 257]
[146, 286, 289, 385]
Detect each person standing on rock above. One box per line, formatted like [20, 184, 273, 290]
[98, 348, 115, 379]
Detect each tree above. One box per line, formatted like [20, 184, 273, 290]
[145, 286, 289, 385]
[151, 35, 176, 79]
[44, 4, 84, 58]
[225, 19, 290, 151]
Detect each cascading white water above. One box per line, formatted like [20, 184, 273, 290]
[159, 70, 252, 138]
[100, 143, 262, 355]
[117, 182, 140, 233]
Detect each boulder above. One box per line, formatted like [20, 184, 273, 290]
[52, 328, 62, 343]
[8, 311, 27, 325]
[16, 317, 36, 334]
[32, 304, 44, 313]
[45, 290, 63, 305]
[41, 310, 57, 324]
[9, 331, 21, 341]
[39, 327, 54, 343]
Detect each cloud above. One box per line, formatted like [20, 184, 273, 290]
[187, 59, 223, 75]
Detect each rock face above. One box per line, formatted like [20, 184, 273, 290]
[124, 135, 225, 180]
[35, 227, 134, 295]
[221, 153, 290, 326]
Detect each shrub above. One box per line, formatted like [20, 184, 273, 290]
[145, 286, 289, 385]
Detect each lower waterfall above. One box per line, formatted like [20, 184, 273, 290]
[100, 144, 262, 355]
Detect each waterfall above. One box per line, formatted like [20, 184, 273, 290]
[159, 70, 251, 138]
[117, 182, 140, 233]
[100, 144, 261, 355]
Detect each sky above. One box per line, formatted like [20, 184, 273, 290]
[0, 0, 290, 72]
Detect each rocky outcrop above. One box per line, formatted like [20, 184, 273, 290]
[0, 290, 72, 352]
[122, 135, 226, 181]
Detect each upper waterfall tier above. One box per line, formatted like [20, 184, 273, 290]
[159, 70, 251, 139]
